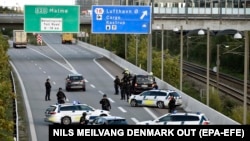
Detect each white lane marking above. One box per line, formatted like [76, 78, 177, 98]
[28, 47, 77, 74]
[143, 107, 158, 119]
[118, 107, 127, 113]
[93, 58, 115, 79]
[131, 117, 139, 123]
[41, 41, 78, 74]
[90, 84, 95, 88]
[98, 90, 104, 95]
[108, 98, 114, 103]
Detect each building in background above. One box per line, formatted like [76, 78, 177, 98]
[76, 0, 147, 13]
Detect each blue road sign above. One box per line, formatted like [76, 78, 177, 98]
[91, 5, 151, 34]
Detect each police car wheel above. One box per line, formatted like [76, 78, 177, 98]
[130, 100, 137, 107]
[62, 117, 71, 125]
[157, 101, 164, 109]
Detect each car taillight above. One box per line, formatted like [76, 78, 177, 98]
[49, 111, 56, 115]
[202, 121, 210, 125]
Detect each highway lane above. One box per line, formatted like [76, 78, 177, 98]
[8, 33, 169, 141]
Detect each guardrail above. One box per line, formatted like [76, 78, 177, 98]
[10, 71, 19, 141]
[78, 40, 240, 125]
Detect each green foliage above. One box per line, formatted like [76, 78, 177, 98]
[182, 81, 201, 100]
[209, 89, 223, 112]
[230, 106, 250, 124]
[0, 34, 9, 51]
[0, 33, 14, 140]
[221, 96, 239, 116]
[127, 35, 148, 70]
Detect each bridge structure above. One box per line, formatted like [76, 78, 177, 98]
[0, 5, 250, 32]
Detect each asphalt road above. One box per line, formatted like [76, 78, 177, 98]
[8, 33, 172, 141]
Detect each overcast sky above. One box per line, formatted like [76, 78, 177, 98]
[1, 0, 74, 8]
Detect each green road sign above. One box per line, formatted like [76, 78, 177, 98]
[24, 5, 80, 33]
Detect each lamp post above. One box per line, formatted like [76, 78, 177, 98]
[216, 44, 220, 95]
[206, 28, 210, 106]
[198, 28, 210, 106]
[216, 44, 229, 95]
[156, 24, 164, 80]
[135, 35, 138, 66]
[180, 26, 183, 91]
[160, 24, 164, 80]
[147, 0, 154, 73]
[243, 30, 249, 125]
[173, 26, 183, 91]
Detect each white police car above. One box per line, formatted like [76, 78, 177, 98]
[44, 102, 110, 125]
[136, 112, 210, 125]
[128, 89, 183, 109]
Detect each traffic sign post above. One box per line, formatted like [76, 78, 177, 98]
[91, 5, 151, 34]
[24, 5, 80, 33]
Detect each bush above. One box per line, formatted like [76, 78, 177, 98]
[231, 106, 250, 124]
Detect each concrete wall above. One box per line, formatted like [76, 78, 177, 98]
[78, 41, 240, 125]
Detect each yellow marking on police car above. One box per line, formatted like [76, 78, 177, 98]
[144, 100, 154, 106]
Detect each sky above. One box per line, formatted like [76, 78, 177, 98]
[1, 0, 74, 9]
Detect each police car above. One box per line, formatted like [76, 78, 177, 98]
[136, 112, 210, 125]
[128, 89, 182, 109]
[44, 102, 110, 125]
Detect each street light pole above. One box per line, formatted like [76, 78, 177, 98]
[161, 24, 164, 80]
[180, 26, 183, 91]
[147, 0, 154, 73]
[243, 30, 249, 124]
[136, 35, 138, 66]
[173, 26, 183, 91]
[206, 27, 210, 106]
[216, 44, 220, 95]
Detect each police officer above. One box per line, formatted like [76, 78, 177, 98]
[45, 78, 51, 101]
[56, 87, 66, 104]
[99, 94, 111, 111]
[120, 79, 126, 100]
[114, 75, 120, 95]
[168, 96, 176, 113]
[79, 112, 88, 125]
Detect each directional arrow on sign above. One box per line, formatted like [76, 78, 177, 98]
[140, 11, 148, 20]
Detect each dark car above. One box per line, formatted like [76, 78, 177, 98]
[65, 74, 86, 91]
[130, 74, 156, 94]
[90, 116, 129, 125]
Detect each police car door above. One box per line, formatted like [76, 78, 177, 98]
[142, 91, 157, 106]
[71, 105, 84, 123]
